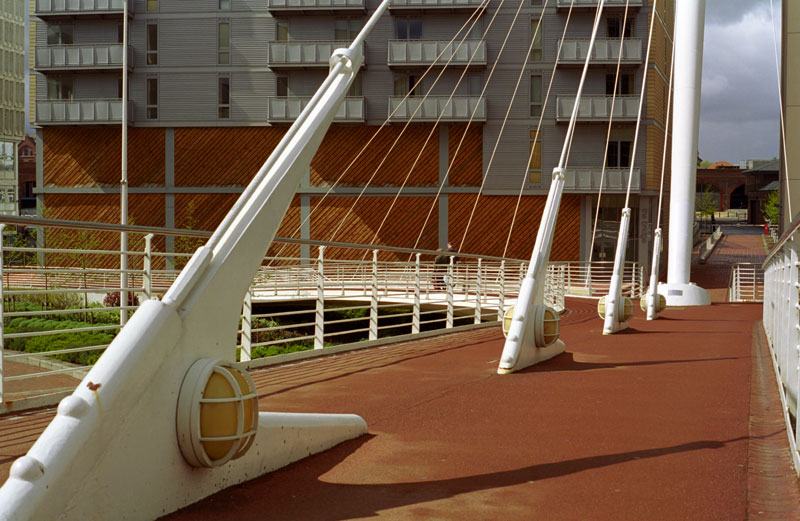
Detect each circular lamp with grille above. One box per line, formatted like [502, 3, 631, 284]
[502, 304, 560, 347]
[597, 296, 634, 322]
[640, 292, 667, 313]
[177, 359, 259, 468]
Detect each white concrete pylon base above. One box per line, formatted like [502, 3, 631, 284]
[602, 320, 629, 335]
[497, 339, 565, 374]
[657, 282, 711, 307]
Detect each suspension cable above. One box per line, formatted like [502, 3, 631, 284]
[362, 0, 512, 257]
[587, 1, 630, 263]
[502, 0, 575, 258]
[326, 5, 490, 244]
[623, 0, 657, 209]
[267, 2, 488, 262]
[770, 0, 793, 220]
[457, 0, 551, 253]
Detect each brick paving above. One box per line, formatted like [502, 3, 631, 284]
[692, 227, 769, 302]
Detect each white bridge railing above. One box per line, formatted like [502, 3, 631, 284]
[0, 220, 644, 405]
[762, 217, 800, 472]
[729, 262, 764, 302]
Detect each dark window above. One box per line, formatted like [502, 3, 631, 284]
[607, 141, 632, 168]
[276, 76, 288, 97]
[146, 77, 158, 119]
[606, 73, 634, 95]
[146, 24, 158, 65]
[396, 19, 422, 39]
[218, 77, 230, 118]
[607, 17, 633, 38]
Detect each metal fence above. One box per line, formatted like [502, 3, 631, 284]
[729, 262, 764, 302]
[0, 221, 645, 405]
[762, 217, 800, 472]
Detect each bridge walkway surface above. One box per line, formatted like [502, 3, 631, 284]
[2, 227, 799, 520]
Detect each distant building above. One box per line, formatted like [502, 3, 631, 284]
[696, 158, 778, 223]
[30, 0, 674, 265]
[0, 0, 26, 216]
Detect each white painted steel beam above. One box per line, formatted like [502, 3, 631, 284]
[660, 0, 710, 306]
[0, 1, 391, 517]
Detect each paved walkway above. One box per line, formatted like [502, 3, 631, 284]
[692, 226, 768, 302]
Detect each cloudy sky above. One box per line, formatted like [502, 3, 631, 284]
[699, 0, 782, 164]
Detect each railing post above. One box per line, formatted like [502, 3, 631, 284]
[499, 260, 505, 321]
[143, 233, 153, 300]
[315, 246, 325, 349]
[446, 256, 454, 328]
[369, 249, 378, 341]
[475, 258, 482, 324]
[241, 285, 253, 362]
[0, 224, 5, 403]
[413, 253, 420, 335]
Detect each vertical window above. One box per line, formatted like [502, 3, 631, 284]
[276, 22, 289, 42]
[335, 19, 362, 41]
[218, 22, 230, 64]
[47, 25, 73, 45]
[146, 24, 158, 65]
[469, 18, 483, 39]
[117, 24, 124, 43]
[147, 0, 158, 11]
[348, 72, 362, 96]
[607, 17, 633, 38]
[219, 0, 231, 9]
[146, 77, 158, 119]
[396, 19, 422, 39]
[606, 73, 633, 95]
[529, 131, 542, 184]
[530, 75, 542, 117]
[218, 76, 230, 118]
[469, 74, 481, 96]
[276, 76, 288, 97]
[607, 141, 632, 168]
[530, 18, 542, 61]
[394, 75, 419, 97]
[47, 78, 72, 100]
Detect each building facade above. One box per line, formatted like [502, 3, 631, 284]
[0, 0, 25, 216]
[31, 0, 673, 264]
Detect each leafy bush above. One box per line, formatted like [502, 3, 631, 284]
[251, 342, 313, 359]
[22, 331, 114, 365]
[103, 291, 140, 308]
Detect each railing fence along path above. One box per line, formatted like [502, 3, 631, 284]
[729, 262, 765, 302]
[0, 221, 643, 404]
[762, 216, 800, 473]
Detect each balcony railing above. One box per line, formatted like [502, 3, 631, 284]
[35, 44, 133, 72]
[388, 39, 486, 67]
[388, 96, 486, 122]
[559, 38, 642, 65]
[266, 0, 364, 14]
[34, 0, 130, 17]
[389, 0, 486, 10]
[36, 99, 133, 125]
[556, 95, 640, 122]
[267, 41, 364, 68]
[556, 0, 643, 7]
[562, 167, 641, 193]
[268, 97, 365, 123]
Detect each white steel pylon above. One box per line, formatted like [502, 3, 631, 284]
[658, 0, 710, 307]
[0, 3, 392, 518]
[498, 0, 606, 373]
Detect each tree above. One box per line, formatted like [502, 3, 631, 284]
[695, 184, 718, 221]
[763, 190, 780, 224]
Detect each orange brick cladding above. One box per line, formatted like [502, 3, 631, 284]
[40, 126, 580, 263]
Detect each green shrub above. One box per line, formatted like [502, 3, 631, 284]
[251, 342, 313, 359]
[23, 331, 114, 365]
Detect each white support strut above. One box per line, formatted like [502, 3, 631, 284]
[0, 2, 392, 518]
[497, 0, 606, 374]
[646, 228, 662, 319]
[602, 208, 631, 334]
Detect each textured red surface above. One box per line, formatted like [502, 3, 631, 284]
[162, 300, 763, 521]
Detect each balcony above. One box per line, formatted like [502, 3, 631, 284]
[35, 44, 133, 72]
[389, 0, 486, 12]
[555, 95, 639, 122]
[266, 0, 364, 15]
[556, 0, 643, 8]
[36, 99, 133, 125]
[268, 97, 365, 123]
[388, 95, 485, 123]
[558, 38, 642, 65]
[388, 39, 486, 68]
[34, 0, 130, 19]
[267, 41, 365, 69]
[562, 166, 641, 193]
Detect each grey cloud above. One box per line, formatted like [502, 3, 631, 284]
[705, 0, 774, 25]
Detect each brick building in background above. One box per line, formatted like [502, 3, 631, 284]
[30, 0, 673, 263]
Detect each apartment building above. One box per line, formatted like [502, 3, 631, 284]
[0, 0, 25, 216]
[31, 0, 673, 264]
